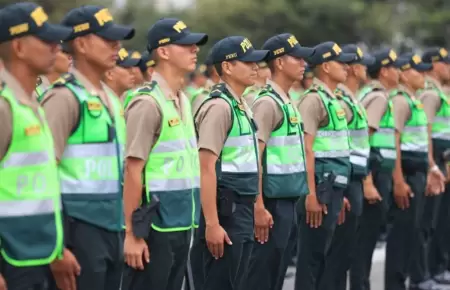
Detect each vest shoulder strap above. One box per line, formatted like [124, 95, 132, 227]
[135, 81, 157, 95]
[52, 73, 76, 88]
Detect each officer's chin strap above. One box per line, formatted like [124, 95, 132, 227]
[184, 227, 196, 290]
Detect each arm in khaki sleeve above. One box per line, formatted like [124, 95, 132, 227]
[0, 99, 12, 161]
[195, 99, 231, 227]
[363, 93, 388, 130]
[123, 97, 161, 233]
[297, 94, 323, 196]
[41, 88, 80, 161]
[421, 91, 441, 168]
[392, 95, 410, 184]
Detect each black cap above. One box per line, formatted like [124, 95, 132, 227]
[341, 44, 375, 66]
[304, 64, 314, 78]
[0, 2, 72, 43]
[262, 33, 314, 61]
[308, 42, 356, 66]
[117, 48, 139, 68]
[138, 51, 155, 71]
[210, 36, 269, 64]
[62, 6, 134, 41]
[422, 47, 450, 64]
[367, 48, 399, 72]
[396, 53, 432, 72]
[61, 41, 70, 53]
[147, 18, 208, 51]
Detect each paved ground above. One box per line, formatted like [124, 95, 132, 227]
[282, 244, 450, 290]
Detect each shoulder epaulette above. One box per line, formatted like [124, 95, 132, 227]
[210, 83, 226, 98]
[136, 81, 156, 94]
[52, 73, 75, 87]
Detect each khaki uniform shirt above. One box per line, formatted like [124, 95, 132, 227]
[419, 76, 443, 123]
[191, 90, 209, 116]
[296, 78, 351, 136]
[252, 80, 290, 143]
[31, 75, 51, 100]
[359, 80, 389, 130]
[391, 84, 415, 132]
[125, 72, 187, 162]
[195, 83, 253, 156]
[0, 69, 43, 160]
[40, 68, 116, 160]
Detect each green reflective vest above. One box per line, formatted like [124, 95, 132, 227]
[49, 74, 126, 231]
[122, 89, 135, 109]
[359, 85, 397, 171]
[307, 85, 351, 188]
[426, 83, 450, 153]
[35, 85, 45, 101]
[0, 85, 63, 267]
[391, 89, 429, 167]
[197, 84, 259, 195]
[337, 89, 370, 178]
[256, 85, 308, 198]
[131, 82, 200, 232]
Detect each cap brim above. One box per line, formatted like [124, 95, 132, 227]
[36, 23, 73, 43]
[118, 58, 140, 68]
[414, 62, 433, 72]
[335, 53, 357, 63]
[360, 55, 376, 66]
[240, 50, 269, 63]
[96, 24, 135, 41]
[289, 46, 315, 59]
[173, 33, 208, 46]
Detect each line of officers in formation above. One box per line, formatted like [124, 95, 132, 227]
[0, 2, 449, 290]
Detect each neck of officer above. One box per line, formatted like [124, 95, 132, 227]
[272, 73, 293, 95]
[401, 81, 418, 95]
[223, 76, 245, 100]
[379, 78, 396, 91]
[5, 61, 37, 98]
[426, 70, 442, 84]
[73, 60, 105, 91]
[107, 81, 122, 98]
[154, 64, 184, 94]
[318, 74, 338, 92]
[344, 76, 360, 95]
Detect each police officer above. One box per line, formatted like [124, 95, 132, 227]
[243, 61, 271, 105]
[192, 36, 268, 290]
[39, 5, 134, 290]
[121, 18, 207, 290]
[419, 47, 450, 285]
[386, 52, 445, 290]
[138, 50, 155, 82]
[128, 50, 145, 85]
[186, 64, 210, 114]
[246, 33, 313, 290]
[0, 3, 71, 290]
[105, 48, 139, 101]
[319, 44, 375, 290]
[35, 43, 71, 100]
[204, 53, 221, 90]
[350, 48, 400, 290]
[302, 65, 314, 89]
[294, 41, 354, 290]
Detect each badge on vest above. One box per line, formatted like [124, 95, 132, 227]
[289, 116, 299, 124]
[168, 118, 180, 127]
[120, 109, 124, 117]
[87, 101, 102, 111]
[416, 103, 424, 110]
[25, 124, 41, 136]
[336, 109, 346, 119]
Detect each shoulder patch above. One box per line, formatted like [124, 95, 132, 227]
[210, 83, 226, 98]
[136, 81, 156, 94]
[52, 73, 75, 87]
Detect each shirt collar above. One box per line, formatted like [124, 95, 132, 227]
[0, 69, 36, 106]
[368, 80, 386, 90]
[337, 83, 355, 99]
[152, 71, 179, 100]
[70, 67, 110, 95]
[425, 76, 443, 91]
[267, 79, 290, 102]
[313, 77, 336, 98]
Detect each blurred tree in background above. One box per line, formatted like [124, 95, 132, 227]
[1, 0, 449, 60]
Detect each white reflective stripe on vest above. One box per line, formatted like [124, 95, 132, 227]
[267, 135, 301, 146]
[380, 148, 396, 159]
[267, 162, 305, 174]
[0, 198, 56, 217]
[316, 131, 348, 138]
[351, 148, 370, 158]
[324, 173, 348, 185]
[350, 155, 368, 167]
[61, 179, 119, 194]
[433, 116, 450, 123]
[222, 135, 258, 173]
[62, 143, 117, 158]
[349, 129, 368, 137]
[147, 176, 200, 192]
[432, 132, 450, 140]
[1, 151, 50, 168]
[314, 150, 350, 158]
[403, 126, 427, 134]
[151, 138, 197, 153]
[401, 143, 428, 152]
